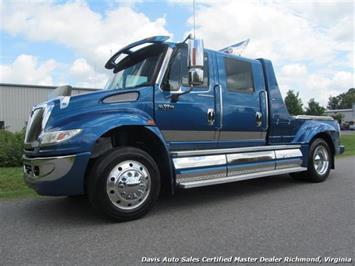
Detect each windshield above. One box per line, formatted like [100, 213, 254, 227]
[104, 44, 167, 90]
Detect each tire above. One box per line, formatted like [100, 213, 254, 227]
[291, 138, 331, 182]
[87, 147, 160, 221]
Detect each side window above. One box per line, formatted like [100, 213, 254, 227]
[166, 50, 183, 91]
[224, 57, 254, 93]
[165, 46, 209, 91]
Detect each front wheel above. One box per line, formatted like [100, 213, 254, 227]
[291, 138, 331, 182]
[87, 147, 160, 221]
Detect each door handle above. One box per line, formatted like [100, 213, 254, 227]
[256, 111, 262, 127]
[207, 108, 215, 125]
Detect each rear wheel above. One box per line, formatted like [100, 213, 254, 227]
[87, 147, 160, 221]
[291, 138, 331, 182]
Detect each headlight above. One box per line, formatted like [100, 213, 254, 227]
[39, 129, 82, 146]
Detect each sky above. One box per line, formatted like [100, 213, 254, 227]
[0, 0, 354, 106]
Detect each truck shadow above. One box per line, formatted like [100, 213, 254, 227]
[23, 173, 312, 225]
[155, 174, 307, 213]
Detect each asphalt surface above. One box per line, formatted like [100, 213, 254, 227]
[1, 157, 354, 266]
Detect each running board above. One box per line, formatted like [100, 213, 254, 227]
[177, 167, 306, 189]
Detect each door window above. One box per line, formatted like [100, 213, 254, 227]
[224, 57, 254, 94]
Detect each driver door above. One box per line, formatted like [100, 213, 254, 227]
[154, 46, 218, 151]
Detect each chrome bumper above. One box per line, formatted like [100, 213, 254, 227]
[23, 154, 76, 183]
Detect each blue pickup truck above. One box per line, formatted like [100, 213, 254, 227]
[23, 36, 344, 221]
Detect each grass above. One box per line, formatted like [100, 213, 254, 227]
[0, 134, 354, 200]
[0, 167, 37, 199]
[338, 134, 355, 157]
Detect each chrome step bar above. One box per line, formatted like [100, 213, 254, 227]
[177, 167, 306, 189]
[171, 145, 301, 157]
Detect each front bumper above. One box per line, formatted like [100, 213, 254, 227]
[338, 145, 345, 155]
[23, 152, 91, 196]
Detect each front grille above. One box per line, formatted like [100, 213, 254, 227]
[24, 108, 44, 144]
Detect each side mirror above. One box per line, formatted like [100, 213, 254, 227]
[188, 38, 204, 86]
[189, 68, 204, 85]
[168, 86, 193, 102]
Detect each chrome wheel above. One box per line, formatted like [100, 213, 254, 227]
[313, 146, 329, 176]
[106, 160, 151, 210]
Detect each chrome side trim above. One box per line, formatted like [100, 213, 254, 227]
[275, 149, 302, 159]
[228, 163, 275, 176]
[173, 155, 226, 169]
[264, 90, 269, 130]
[227, 150, 275, 176]
[276, 158, 303, 169]
[176, 167, 226, 183]
[227, 151, 275, 164]
[275, 148, 303, 169]
[172, 145, 301, 157]
[156, 47, 173, 87]
[177, 167, 307, 189]
[294, 115, 333, 121]
[218, 84, 223, 128]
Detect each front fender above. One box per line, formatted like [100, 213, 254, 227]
[38, 108, 156, 155]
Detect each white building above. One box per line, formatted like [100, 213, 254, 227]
[324, 103, 355, 123]
[0, 83, 97, 132]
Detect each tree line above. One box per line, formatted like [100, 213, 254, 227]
[284, 88, 355, 116]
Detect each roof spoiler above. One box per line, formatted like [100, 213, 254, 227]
[105, 36, 170, 70]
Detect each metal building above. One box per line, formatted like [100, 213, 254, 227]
[324, 103, 355, 123]
[0, 83, 97, 132]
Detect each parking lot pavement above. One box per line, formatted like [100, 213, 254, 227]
[0, 156, 354, 265]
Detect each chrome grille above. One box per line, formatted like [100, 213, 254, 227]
[24, 108, 44, 144]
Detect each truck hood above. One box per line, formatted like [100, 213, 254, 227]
[43, 86, 153, 131]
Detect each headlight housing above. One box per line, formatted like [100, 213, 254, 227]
[39, 129, 82, 146]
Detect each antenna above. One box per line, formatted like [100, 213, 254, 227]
[193, 0, 196, 38]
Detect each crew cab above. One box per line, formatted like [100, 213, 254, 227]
[23, 36, 344, 221]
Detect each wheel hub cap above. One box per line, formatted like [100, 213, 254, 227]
[106, 160, 151, 210]
[313, 146, 329, 176]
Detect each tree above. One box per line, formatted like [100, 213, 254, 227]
[305, 98, 326, 116]
[327, 88, 355, 109]
[285, 90, 304, 115]
[327, 96, 340, 110]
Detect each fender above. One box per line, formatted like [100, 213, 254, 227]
[292, 120, 339, 168]
[144, 126, 176, 194]
[39, 108, 156, 155]
[293, 120, 338, 148]
[40, 107, 176, 193]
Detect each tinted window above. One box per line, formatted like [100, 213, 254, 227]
[164, 46, 209, 91]
[224, 57, 254, 93]
[105, 44, 167, 90]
